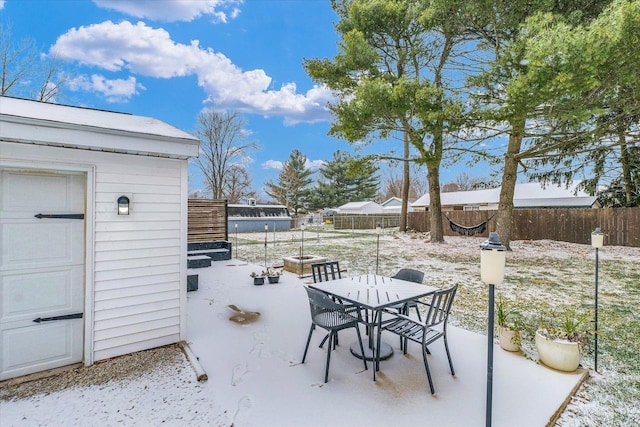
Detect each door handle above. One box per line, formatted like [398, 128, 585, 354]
[34, 213, 84, 219]
[33, 312, 83, 323]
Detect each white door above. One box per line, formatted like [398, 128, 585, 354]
[0, 169, 86, 380]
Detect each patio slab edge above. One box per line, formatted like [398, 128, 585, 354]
[546, 367, 590, 426]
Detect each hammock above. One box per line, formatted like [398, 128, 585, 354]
[444, 213, 496, 236]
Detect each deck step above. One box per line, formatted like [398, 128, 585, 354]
[188, 255, 212, 269]
[188, 249, 231, 261]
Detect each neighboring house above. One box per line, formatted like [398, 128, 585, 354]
[336, 201, 385, 214]
[382, 197, 403, 208]
[228, 203, 291, 232]
[0, 96, 199, 381]
[381, 197, 414, 214]
[412, 182, 599, 211]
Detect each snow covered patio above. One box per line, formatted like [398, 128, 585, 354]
[186, 259, 588, 427]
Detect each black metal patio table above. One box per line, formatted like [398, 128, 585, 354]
[310, 274, 437, 380]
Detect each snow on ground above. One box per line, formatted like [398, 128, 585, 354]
[2, 232, 638, 426]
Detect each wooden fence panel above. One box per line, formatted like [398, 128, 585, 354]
[408, 208, 640, 247]
[188, 199, 228, 242]
[333, 214, 401, 230]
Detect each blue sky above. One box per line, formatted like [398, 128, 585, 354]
[1, 0, 485, 199]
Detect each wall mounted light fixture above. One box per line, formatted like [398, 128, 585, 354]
[117, 196, 130, 215]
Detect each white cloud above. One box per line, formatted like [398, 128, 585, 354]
[0, 1, 5, 10]
[262, 158, 324, 171]
[305, 159, 325, 170]
[262, 160, 283, 170]
[92, 0, 242, 23]
[68, 74, 144, 103]
[51, 20, 333, 123]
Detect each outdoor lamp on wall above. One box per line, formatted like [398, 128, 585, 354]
[591, 227, 604, 372]
[117, 196, 130, 215]
[480, 231, 506, 427]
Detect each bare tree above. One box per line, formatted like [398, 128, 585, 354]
[34, 52, 69, 102]
[442, 172, 499, 192]
[194, 110, 259, 200]
[1, 24, 69, 101]
[224, 164, 256, 204]
[379, 166, 427, 202]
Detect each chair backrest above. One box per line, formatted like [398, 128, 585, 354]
[304, 286, 349, 328]
[392, 268, 424, 284]
[424, 284, 458, 328]
[311, 261, 341, 283]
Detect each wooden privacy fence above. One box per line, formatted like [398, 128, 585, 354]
[188, 199, 228, 242]
[408, 208, 640, 247]
[333, 214, 400, 230]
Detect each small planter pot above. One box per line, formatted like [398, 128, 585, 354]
[535, 331, 581, 372]
[267, 276, 280, 284]
[253, 277, 265, 286]
[497, 326, 520, 352]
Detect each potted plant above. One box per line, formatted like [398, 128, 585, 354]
[535, 307, 591, 372]
[266, 267, 283, 284]
[250, 271, 267, 286]
[495, 296, 526, 352]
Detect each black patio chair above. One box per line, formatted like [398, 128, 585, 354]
[311, 261, 342, 283]
[378, 284, 458, 395]
[390, 268, 425, 321]
[311, 261, 361, 347]
[302, 287, 368, 383]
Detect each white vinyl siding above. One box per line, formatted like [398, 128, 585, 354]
[93, 156, 183, 361]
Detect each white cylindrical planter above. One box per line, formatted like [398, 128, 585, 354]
[498, 326, 520, 352]
[535, 331, 581, 372]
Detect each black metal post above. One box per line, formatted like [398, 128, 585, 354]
[376, 230, 380, 275]
[264, 223, 268, 268]
[486, 283, 495, 427]
[595, 247, 599, 372]
[234, 223, 238, 259]
[300, 225, 305, 278]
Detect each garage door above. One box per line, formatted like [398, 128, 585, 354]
[1, 169, 86, 380]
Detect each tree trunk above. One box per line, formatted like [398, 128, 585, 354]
[496, 119, 525, 249]
[618, 129, 633, 206]
[427, 163, 444, 243]
[400, 132, 410, 232]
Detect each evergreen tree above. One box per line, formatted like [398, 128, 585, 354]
[308, 150, 379, 210]
[264, 149, 313, 216]
[305, 0, 470, 240]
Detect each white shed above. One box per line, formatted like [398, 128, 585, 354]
[0, 96, 199, 380]
[337, 201, 384, 214]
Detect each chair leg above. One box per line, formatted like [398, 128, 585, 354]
[443, 334, 455, 376]
[421, 343, 436, 395]
[324, 332, 334, 383]
[398, 307, 405, 351]
[302, 324, 315, 363]
[319, 333, 329, 348]
[413, 304, 422, 322]
[354, 324, 368, 371]
[319, 332, 339, 349]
